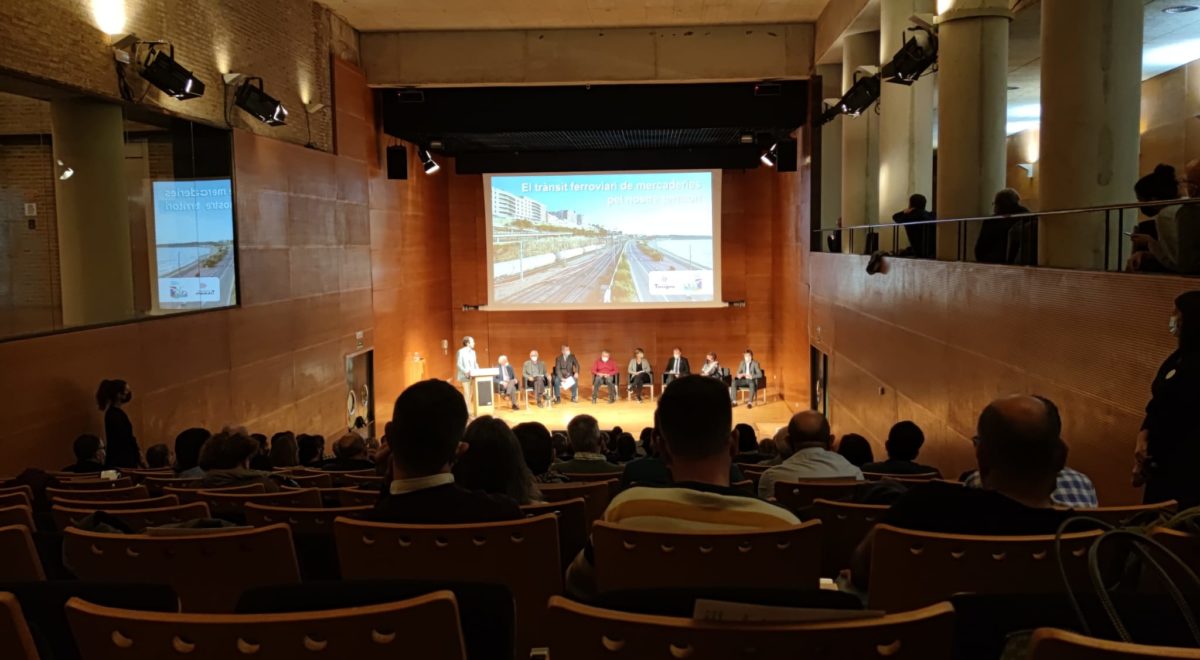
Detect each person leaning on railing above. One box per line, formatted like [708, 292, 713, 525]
[1129, 161, 1200, 274]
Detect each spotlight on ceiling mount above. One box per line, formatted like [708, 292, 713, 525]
[881, 25, 938, 86]
[140, 43, 205, 100]
[419, 148, 440, 175]
[821, 69, 881, 124]
[760, 143, 778, 167]
[233, 77, 288, 126]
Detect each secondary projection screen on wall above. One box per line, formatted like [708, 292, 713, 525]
[149, 178, 238, 311]
[484, 170, 722, 310]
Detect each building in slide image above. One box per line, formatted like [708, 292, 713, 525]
[492, 189, 548, 223]
[548, 209, 584, 226]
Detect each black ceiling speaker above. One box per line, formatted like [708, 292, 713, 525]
[386, 145, 408, 180]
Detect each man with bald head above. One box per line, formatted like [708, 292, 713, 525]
[758, 410, 863, 499]
[850, 395, 1075, 589]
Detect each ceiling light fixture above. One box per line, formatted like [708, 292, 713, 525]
[233, 77, 288, 126]
[1163, 5, 1199, 14]
[419, 148, 440, 175]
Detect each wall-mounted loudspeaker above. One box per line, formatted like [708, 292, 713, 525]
[776, 141, 798, 172]
[386, 145, 408, 180]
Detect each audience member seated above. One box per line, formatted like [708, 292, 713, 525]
[144, 443, 172, 469]
[836, 433, 875, 469]
[249, 433, 273, 471]
[611, 433, 638, 464]
[758, 412, 864, 498]
[758, 437, 779, 462]
[453, 416, 541, 505]
[552, 432, 572, 462]
[1130, 163, 1197, 273]
[757, 426, 792, 466]
[961, 438, 1098, 508]
[298, 434, 327, 467]
[269, 431, 300, 468]
[514, 422, 569, 484]
[620, 431, 745, 490]
[863, 421, 942, 477]
[555, 415, 622, 474]
[733, 423, 765, 463]
[566, 376, 800, 598]
[976, 188, 1032, 265]
[851, 394, 1078, 590]
[173, 427, 210, 477]
[197, 429, 282, 492]
[893, 193, 936, 259]
[62, 434, 106, 473]
[321, 434, 376, 471]
[638, 427, 655, 457]
[370, 380, 523, 524]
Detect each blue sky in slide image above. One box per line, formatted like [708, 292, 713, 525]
[491, 170, 713, 236]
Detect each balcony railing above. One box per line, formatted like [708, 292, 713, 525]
[811, 197, 1200, 273]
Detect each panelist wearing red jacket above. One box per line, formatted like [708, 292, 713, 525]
[591, 350, 620, 404]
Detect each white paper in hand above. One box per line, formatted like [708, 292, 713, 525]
[561, 376, 576, 390]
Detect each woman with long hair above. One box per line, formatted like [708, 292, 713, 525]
[1135, 290, 1200, 507]
[95, 379, 140, 468]
[454, 416, 541, 504]
[269, 432, 300, 468]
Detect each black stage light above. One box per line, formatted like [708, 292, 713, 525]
[419, 148, 440, 175]
[234, 77, 288, 126]
[760, 143, 778, 167]
[881, 27, 938, 86]
[822, 72, 881, 124]
[140, 43, 205, 100]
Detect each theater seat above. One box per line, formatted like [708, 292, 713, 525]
[1028, 627, 1200, 659]
[0, 526, 44, 582]
[0, 592, 38, 660]
[66, 590, 467, 660]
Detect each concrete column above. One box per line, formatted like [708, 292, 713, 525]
[878, 0, 936, 252]
[840, 31, 880, 254]
[1038, 0, 1142, 270]
[817, 63, 843, 250]
[51, 100, 134, 326]
[934, 0, 1011, 261]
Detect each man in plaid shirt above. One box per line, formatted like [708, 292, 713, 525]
[964, 465, 1098, 508]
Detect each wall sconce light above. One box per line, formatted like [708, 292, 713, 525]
[1017, 163, 1035, 178]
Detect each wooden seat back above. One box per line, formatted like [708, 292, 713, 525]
[52, 503, 211, 532]
[335, 514, 560, 657]
[244, 504, 372, 535]
[1028, 627, 1200, 659]
[539, 481, 613, 523]
[810, 498, 889, 577]
[521, 498, 588, 568]
[53, 478, 133, 490]
[143, 476, 202, 495]
[65, 590, 467, 660]
[51, 495, 180, 511]
[337, 488, 380, 507]
[868, 524, 1102, 612]
[47, 485, 148, 502]
[0, 592, 39, 660]
[0, 525, 44, 581]
[0, 506, 35, 531]
[164, 483, 264, 504]
[560, 472, 622, 483]
[592, 520, 822, 594]
[546, 596, 955, 659]
[63, 524, 300, 612]
[773, 480, 860, 511]
[1067, 500, 1178, 527]
[197, 489, 321, 518]
[0, 486, 33, 507]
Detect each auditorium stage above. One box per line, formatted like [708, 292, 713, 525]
[488, 397, 796, 437]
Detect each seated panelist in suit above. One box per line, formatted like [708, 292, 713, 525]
[662, 347, 691, 386]
[627, 348, 653, 403]
[493, 355, 520, 410]
[730, 348, 764, 409]
[700, 352, 722, 379]
[553, 344, 581, 404]
[592, 350, 619, 404]
[523, 349, 550, 408]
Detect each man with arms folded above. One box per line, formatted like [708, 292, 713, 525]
[730, 348, 763, 408]
[523, 349, 549, 408]
[553, 344, 581, 404]
[592, 349, 619, 404]
[566, 376, 800, 598]
[758, 410, 863, 499]
[494, 355, 520, 411]
[663, 346, 690, 387]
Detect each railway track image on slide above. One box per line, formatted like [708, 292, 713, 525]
[494, 242, 625, 305]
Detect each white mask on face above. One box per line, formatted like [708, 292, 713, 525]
[1170, 316, 1180, 336]
[602, 356, 609, 362]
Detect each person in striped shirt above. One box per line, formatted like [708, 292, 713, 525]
[565, 375, 800, 598]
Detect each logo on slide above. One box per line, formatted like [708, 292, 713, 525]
[160, 277, 221, 303]
[648, 270, 712, 295]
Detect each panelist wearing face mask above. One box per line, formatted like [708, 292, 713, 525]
[591, 350, 620, 404]
[1134, 290, 1200, 508]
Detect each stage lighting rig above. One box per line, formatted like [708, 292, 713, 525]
[821, 69, 881, 124]
[881, 24, 938, 86]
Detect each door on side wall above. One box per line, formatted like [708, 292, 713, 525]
[810, 345, 829, 416]
[346, 349, 375, 440]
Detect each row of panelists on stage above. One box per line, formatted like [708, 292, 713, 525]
[455, 339, 765, 409]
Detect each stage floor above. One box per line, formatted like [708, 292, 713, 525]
[486, 396, 797, 437]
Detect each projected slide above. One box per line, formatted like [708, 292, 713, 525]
[151, 179, 237, 310]
[486, 170, 720, 309]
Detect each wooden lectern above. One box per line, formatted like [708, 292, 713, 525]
[470, 368, 500, 417]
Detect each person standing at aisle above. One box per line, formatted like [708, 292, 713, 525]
[456, 336, 478, 410]
[96, 378, 141, 468]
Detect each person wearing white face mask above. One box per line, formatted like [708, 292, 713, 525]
[1134, 290, 1200, 508]
[591, 349, 619, 404]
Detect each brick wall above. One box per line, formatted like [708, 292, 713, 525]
[0, 0, 354, 152]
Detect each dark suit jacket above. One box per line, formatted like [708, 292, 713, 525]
[494, 363, 516, 386]
[664, 356, 690, 376]
[370, 484, 523, 525]
[554, 354, 580, 378]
